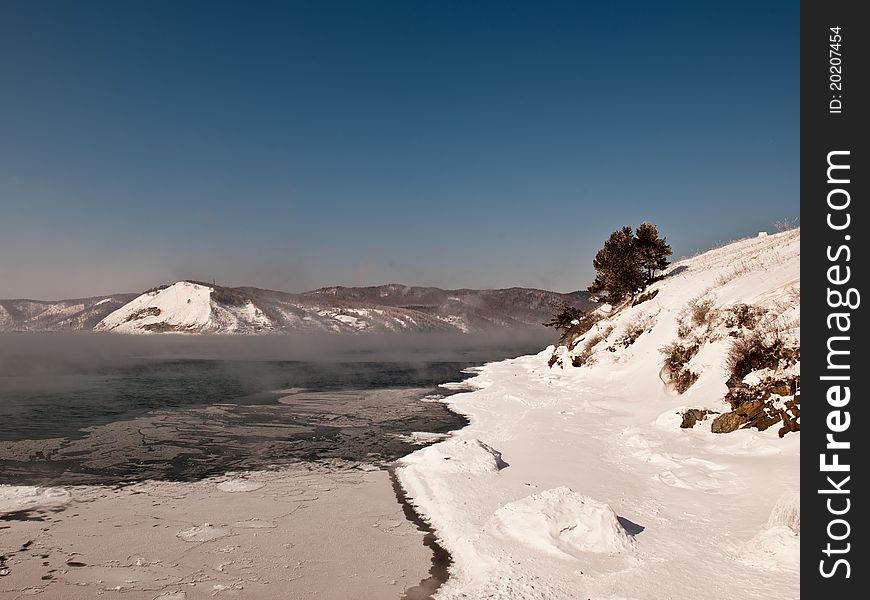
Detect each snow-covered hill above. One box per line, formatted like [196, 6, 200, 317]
[24, 281, 590, 335]
[0, 294, 137, 332]
[398, 229, 800, 599]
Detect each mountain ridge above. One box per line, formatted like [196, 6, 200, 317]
[0, 282, 593, 334]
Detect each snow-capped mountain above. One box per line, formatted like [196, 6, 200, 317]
[1, 282, 592, 334]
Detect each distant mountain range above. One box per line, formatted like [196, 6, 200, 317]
[0, 281, 593, 334]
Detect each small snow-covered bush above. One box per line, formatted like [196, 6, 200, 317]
[690, 297, 716, 329]
[723, 304, 766, 330]
[661, 341, 700, 393]
[564, 313, 605, 351]
[572, 326, 613, 367]
[773, 217, 799, 233]
[615, 315, 654, 349]
[725, 332, 782, 384]
[676, 294, 716, 338]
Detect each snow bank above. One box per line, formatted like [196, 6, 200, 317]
[398, 229, 800, 600]
[216, 477, 265, 492]
[767, 490, 800, 534]
[489, 487, 635, 558]
[0, 485, 71, 515]
[739, 526, 800, 571]
[406, 438, 508, 474]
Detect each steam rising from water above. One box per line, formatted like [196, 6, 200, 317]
[0, 330, 552, 378]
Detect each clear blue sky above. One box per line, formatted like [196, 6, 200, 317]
[0, 1, 798, 299]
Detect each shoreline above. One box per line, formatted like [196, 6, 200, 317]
[387, 466, 452, 600]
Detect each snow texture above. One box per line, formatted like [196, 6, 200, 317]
[0, 486, 71, 515]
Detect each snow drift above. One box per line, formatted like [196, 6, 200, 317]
[489, 487, 636, 558]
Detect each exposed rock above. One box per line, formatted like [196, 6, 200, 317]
[734, 399, 765, 419]
[743, 412, 781, 432]
[680, 409, 716, 429]
[711, 412, 748, 434]
[632, 288, 659, 306]
[771, 383, 792, 396]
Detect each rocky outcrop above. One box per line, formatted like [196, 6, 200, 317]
[680, 409, 717, 429]
[711, 412, 748, 434]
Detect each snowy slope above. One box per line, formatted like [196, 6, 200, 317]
[0, 294, 136, 331]
[95, 281, 274, 334]
[397, 229, 800, 600]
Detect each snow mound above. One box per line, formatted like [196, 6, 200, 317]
[216, 478, 264, 492]
[0, 485, 71, 515]
[489, 487, 635, 558]
[396, 431, 451, 445]
[767, 490, 800, 534]
[739, 526, 800, 571]
[176, 523, 232, 542]
[410, 438, 508, 474]
[738, 492, 800, 571]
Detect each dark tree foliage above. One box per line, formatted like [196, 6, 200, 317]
[543, 305, 586, 342]
[635, 222, 672, 282]
[587, 226, 647, 304]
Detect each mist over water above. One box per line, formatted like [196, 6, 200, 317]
[0, 330, 553, 376]
[0, 331, 552, 485]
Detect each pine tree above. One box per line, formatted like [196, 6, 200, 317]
[543, 305, 587, 342]
[635, 221, 672, 283]
[588, 226, 646, 304]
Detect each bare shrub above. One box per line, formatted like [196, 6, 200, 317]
[616, 316, 654, 348]
[773, 217, 799, 232]
[715, 261, 752, 285]
[723, 304, 766, 330]
[725, 330, 786, 385]
[661, 341, 700, 393]
[565, 313, 604, 350]
[572, 325, 613, 367]
[690, 297, 716, 328]
[676, 294, 717, 338]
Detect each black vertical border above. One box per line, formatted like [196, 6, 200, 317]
[802, 0, 868, 596]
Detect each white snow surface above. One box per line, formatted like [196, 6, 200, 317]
[95, 282, 214, 333]
[95, 281, 275, 334]
[489, 487, 636, 558]
[397, 229, 800, 600]
[0, 486, 71, 515]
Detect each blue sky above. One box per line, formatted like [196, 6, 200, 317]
[0, 1, 798, 299]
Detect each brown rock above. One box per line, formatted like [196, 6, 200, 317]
[750, 412, 782, 432]
[735, 400, 765, 419]
[711, 412, 749, 434]
[680, 409, 716, 429]
[771, 383, 791, 396]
